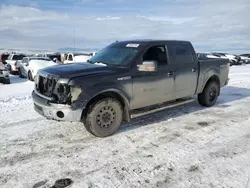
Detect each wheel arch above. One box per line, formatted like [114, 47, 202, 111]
[81, 89, 130, 122]
[202, 74, 221, 95]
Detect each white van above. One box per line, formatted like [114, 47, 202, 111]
[64, 52, 96, 64]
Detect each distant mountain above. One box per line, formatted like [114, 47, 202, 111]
[0, 48, 54, 54]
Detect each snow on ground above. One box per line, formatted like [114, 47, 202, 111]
[0, 66, 250, 188]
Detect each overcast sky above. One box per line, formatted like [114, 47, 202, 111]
[0, 0, 250, 53]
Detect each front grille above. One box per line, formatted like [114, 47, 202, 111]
[37, 75, 58, 97]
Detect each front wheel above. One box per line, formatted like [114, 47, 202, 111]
[84, 98, 123, 137]
[198, 81, 219, 107]
[18, 68, 25, 78]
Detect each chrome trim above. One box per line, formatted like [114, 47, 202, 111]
[34, 88, 53, 101]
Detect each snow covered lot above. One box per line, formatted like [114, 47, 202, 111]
[0, 66, 250, 188]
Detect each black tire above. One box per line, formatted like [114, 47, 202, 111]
[18, 68, 25, 78]
[82, 117, 95, 135]
[84, 98, 123, 137]
[28, 71, 34, 81]
[198, 81, 219, 107]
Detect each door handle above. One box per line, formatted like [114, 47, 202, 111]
[192, 68, 197, 72]
[168, 71, 174, 76]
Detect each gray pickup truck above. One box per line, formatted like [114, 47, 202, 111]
[32, 40, 230, 137]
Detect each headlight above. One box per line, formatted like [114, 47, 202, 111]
[57, 83, 70, 94]
[56, 83, 71, 104]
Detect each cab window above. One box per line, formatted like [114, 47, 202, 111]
[143, 45, 168, 66]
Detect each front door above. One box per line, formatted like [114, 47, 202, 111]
[132, 45, 175, 110]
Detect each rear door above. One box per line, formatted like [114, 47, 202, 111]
[168, 41, 198, 99]
[132, 44, 175, 109]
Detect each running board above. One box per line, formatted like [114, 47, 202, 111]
[131, 98, 195, 119]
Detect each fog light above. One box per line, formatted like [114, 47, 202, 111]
[56, 111, 64, 118]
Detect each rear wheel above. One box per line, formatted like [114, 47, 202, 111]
[198, 81, 219, 107]
[84, 98, 123, 137]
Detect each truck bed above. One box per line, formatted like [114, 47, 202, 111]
[196, 58, 229, 94]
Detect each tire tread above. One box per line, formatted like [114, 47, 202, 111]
[84, 98, 123, 137]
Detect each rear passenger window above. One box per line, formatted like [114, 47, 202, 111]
[169, 42, 194, 64]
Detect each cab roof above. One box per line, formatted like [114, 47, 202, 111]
[114, 39, 190, 44]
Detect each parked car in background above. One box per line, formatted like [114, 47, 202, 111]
[212, 53, 234, 66]
[211, 53, 228, 59]
[38, 53, 64, 63]
[64, 52, 96, 64]
[225, 54, 242, 65]
[212, 53, 242, 66]
[239, 54, 250, 64]
[32, 39, 230, 137]
[0, 61, 10, 84]
[5, 54, 26, 74]
[197, 53, 219, 60]
[0, 53, 9, 64]
[47, 53, 63, 63]
[17, 57, 57, 81]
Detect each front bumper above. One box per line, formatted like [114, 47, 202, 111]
[32, 90, 82, 122]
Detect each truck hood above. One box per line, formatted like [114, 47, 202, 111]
[39, 62, 122, 80]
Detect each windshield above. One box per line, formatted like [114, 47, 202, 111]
[88, 47, 139, 66]
[13, 55, 26, 60]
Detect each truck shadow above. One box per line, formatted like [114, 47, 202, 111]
[118, 86, 250, 133]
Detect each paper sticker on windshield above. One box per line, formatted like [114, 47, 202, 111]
[126, 44, 140, 48]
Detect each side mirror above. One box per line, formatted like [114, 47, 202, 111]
[137, 61, 157, 72]
[2, 61, 7, 65]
